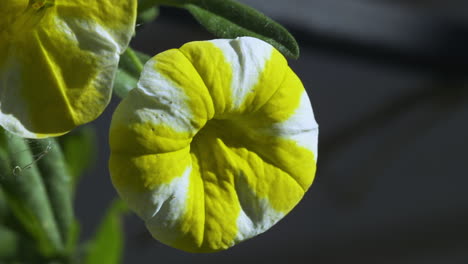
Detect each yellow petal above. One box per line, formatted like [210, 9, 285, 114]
[109, 37, 319, 252]
[0, 0, 137, 138]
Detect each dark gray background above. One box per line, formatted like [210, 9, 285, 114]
[75, 1, 468, 263]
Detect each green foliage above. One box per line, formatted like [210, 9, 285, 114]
[114, 48, 151, 98]
[138, 0, 161, 14]
[137, 0, 160, 25]
[58, 126, 97, 187]
[0, 225, 19, 260]
[148, 0, 300, 58]
[30, 138, 74, 250]
[185, 0, 300, 58]
[0, 187, 7, 223]
[83, 200, 128, 264]
[114, 68, 139, 99]
[0, 131, 64, 258]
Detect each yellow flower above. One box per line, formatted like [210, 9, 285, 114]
[109, 37, 319, 252]
[0, 0, 137, 138]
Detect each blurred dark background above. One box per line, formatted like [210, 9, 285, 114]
[74, 0, 468, 263]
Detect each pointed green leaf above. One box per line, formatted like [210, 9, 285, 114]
[30, 138, 74, 249]
[183, 0, 299, 58]
[0, 187, 7, 223]
[138, 5, 160, 25]
[0, 130, 63, 257]
[138, 0, 162, 13]
[83, 200, 128, 264]
[139, 0, 299, 57]
[0, 225, 19, 260]
[65, 220, 81, 262]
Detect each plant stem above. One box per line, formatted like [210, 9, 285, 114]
[30, 139, 74, 251]
[0, 131, 63, 257]
[124, 48, 144, 73]
[0, 225, 19, 259]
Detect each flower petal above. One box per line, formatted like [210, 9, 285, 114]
[109, 37, 318, 252]
[0, 0, 137, 138]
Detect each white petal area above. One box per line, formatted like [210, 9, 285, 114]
[114, 165, 192, 245]
[234, 172, 285, 241]
[131, 59, 197, 133]
[54, 0, 137, 54]
[58, 17, 121, 54]
[144, 166, 192, 245]
[259, 91, 319, 160]
[56, 17, 121, 118]
[210, 37, 273, 109]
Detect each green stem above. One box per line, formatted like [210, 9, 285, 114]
[30, 139, 74, 252]
[114, 48, 151, 98]
[0, 186, 7, 223]
[0, 131, 63, 257]
[0, 225, 19, 259]
[123, 48, 144, 73]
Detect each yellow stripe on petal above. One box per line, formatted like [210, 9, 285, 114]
[109, 37, 319, 253]
[153, 48, 215, 129]
[178, 41, 235, 118]
[111, 148, 192, 192]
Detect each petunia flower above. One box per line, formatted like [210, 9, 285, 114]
[109, 37, 319, 253]
[0, 0, 137, 138]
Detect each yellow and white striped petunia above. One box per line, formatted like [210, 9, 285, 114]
[0, 0, 137, 138]
[109, 37, 319, 253]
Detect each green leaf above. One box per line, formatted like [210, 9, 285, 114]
[0, 187, 8, 223]
[135, 49, 152, 63]
[134, 0, 300, 58]
[138, 0, 161, 13]
[65, 220, 81, 264]
[0, 225, 19, 260]
[30, 138, 74, 250]
[83, 200, 128, 264]
[137, 0, 160, 25]
[114, 48, 151, 98]
[137, 6, 160, 25]
[181, 0, 299, 59]
[0, 130, 63, 257]
[58, 126, 97, 187]
[0, 203, 51, 263]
